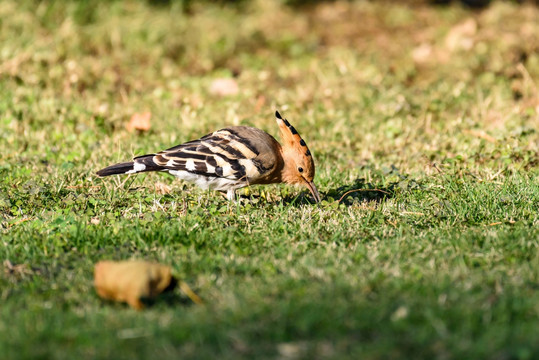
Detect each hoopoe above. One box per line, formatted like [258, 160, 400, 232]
[97, 111, 320, 202]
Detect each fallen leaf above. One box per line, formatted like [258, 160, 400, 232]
[3, 260, 33, 277]
[445, 18, 477, 52]
[412, 43, 433, 64]
[391, 305, 409, 321]
[154, 182, 171, 194]
[278, 342, 307, 359]
[126, 111, 151, 132]
[209, 78, 239, 96]
[94, 260, 173, 310]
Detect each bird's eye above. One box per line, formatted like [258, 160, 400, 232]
[298, 167, 304, 173]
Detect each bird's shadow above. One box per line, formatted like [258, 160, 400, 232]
[240, 177, 402, 206]
[323, 178, 398, 206]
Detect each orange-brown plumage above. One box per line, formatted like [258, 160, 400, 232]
[274, 111, 320, 202]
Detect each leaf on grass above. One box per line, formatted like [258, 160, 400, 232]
[154, 182, 172, 194]
[126, 111, 152, 132]
[94, 260, 173, 310]
[445, 18, 477, 52]
[412, 43, 433, 64]
[209, 78, 239, 96]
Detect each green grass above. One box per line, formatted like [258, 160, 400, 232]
[1, 0, 539, 359]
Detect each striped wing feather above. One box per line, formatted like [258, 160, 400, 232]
[138, 127, 278, 182]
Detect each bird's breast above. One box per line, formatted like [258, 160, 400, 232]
[167, 170, 244, 191]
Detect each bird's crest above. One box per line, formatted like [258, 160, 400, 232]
[274, 111, 312, 159]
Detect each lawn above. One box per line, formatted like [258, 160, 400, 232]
[1, 0, 538, 359]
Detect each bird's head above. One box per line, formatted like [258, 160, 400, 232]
[275, 111, 321, 203]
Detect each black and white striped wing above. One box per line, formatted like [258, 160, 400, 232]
[135, 128, 267, 183]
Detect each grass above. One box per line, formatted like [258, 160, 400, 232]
[1, 0, 539, 359]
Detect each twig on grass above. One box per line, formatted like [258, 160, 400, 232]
[432, 163, 445, 175]
[179, 280, 203, 304]
[5, 217, 33, 228]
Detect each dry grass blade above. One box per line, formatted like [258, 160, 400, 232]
[463, 129, 497, 143]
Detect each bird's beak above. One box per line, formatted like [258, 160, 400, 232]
[305, 181, 321, 203]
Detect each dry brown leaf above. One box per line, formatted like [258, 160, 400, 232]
[445, 18, 477, 52]
[4, 260, 33, 277]
[412, 43, 434, 64]
[209, 78, 239, 96]
[126, 111, 152, 132]
[154, 182, 172, 194]
[94, 260, 173, 310]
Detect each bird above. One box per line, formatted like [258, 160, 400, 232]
[96, 111, 321, 203]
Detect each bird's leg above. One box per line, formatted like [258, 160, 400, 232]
[226, 189, 236, 201]
[218, 190, 237, 202]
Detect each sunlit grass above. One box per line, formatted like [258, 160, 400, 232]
[1, 0, 538, 359]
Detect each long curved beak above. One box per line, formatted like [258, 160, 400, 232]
[305, 181, 321, 203]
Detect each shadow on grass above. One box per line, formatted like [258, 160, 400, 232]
[141, 277, 201, 308]
[124, 172, 408, 207]
[257, 178, 400, 206]
[325, 178, 397, 206]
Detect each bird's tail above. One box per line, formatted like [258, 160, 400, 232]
[96, 162, 137, 176]
[96, 155, 158, 177]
